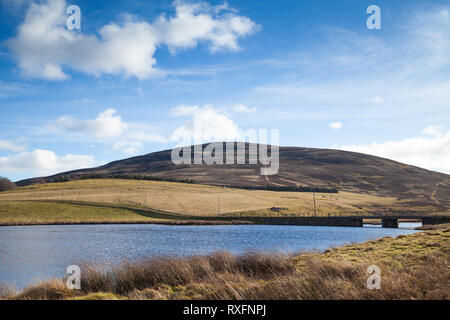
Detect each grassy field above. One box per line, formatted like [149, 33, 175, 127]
[0, 201, 177, 225]
[0, 200, 259, 225]
[2, 226, 448, 300]
[0, 179, 425, 220]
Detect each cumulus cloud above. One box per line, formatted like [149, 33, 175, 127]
[7, 0, 258, 80]
[329, 121, 342, 130]
[155, 0, 258, 53]
[0, 139, 25, 152]
[171, 105, 239, 144]
[232, 104, 256, 114]
[52, 108, 127, 138]
[0, 149, 96, 176]
[338, 126, 450, 174]
[52, 116, 164, 156]
[48, 108, 167, 155]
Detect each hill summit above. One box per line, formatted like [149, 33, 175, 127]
[16, 143, 450, 208]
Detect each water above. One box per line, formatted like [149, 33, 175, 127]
[0, 223, 420, 288]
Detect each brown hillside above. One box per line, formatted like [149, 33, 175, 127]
[16, 143, 450, 208]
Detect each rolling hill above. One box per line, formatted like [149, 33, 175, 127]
[16, 143, 450, 209]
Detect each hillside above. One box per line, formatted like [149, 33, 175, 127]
[15, 143, 450, 209]
[0, 179, 406, 217]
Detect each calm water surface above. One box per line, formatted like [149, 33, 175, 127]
[0, 223, 420, 288]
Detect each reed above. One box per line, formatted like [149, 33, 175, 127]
[4, 228, 449, 300]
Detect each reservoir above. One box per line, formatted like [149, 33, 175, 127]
[0, 223, 420, 288]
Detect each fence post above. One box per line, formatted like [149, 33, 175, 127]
[313, 192, 317, 217]
[217, 196, 220, 216]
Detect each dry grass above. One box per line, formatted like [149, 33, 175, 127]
[76, 252, 296, 297]
[4, 228, 449, 300]
[0, 282, 17, 299]
[0, 200, 256, 225]
[419, 222, 450, 230]
[0, 179, 412, 217]
[0, 201, 171, 224]
[13, 279, 72, 300]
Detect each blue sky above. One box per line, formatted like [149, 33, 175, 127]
[0, 0, 450, 181]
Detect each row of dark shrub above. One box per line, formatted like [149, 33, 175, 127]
[214, 184, 339, 193]
[53, 176, 71, 183]
[78, 173, 197, 184]
[52, 173, 338, 193]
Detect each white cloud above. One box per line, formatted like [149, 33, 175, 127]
[0, 139, 25, 152]
[155, 0, 258, 53]
[329, 122, 342, 130]
[171, 105, 239, 144]
[0, 149, 96, 176]
[52, 109, 127, 138]
[232, 104, 256, 114]
[422, 125, 444, 137]
[338, 127, 450, 174]
[7, 0, 258, 80]
[48, 109, 167, 155]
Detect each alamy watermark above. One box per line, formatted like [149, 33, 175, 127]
[171, 129, 280, 175]
[66, 4, 380, 31]
[366, 5, 381, 30]
[366, 265, 381, 289]
[64, 4, 380, 32]
[66, 265, 81, 290]
[66, 5, 81, 30]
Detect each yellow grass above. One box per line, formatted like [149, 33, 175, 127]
[0, 201, 171, 224]
[0, 179, 405, 217]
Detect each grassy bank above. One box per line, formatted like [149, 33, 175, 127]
[0, 200, 163, 224]
[0, 200, 253, 226]
[0, 179, 419, 217]
[2, 226, 448, 300]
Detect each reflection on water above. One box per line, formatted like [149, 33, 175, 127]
[0, 224, 419, 288]
[363, 222, 422, 229]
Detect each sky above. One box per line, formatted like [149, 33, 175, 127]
[0, 0, 449, 181]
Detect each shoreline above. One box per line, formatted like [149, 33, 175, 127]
[0, 220, 425, 228]
[0, 220, 424, 231]
[0, 217, 430, 228]
[0, 219, 253, 227]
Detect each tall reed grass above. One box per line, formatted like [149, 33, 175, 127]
[6, 249, 448, 300]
